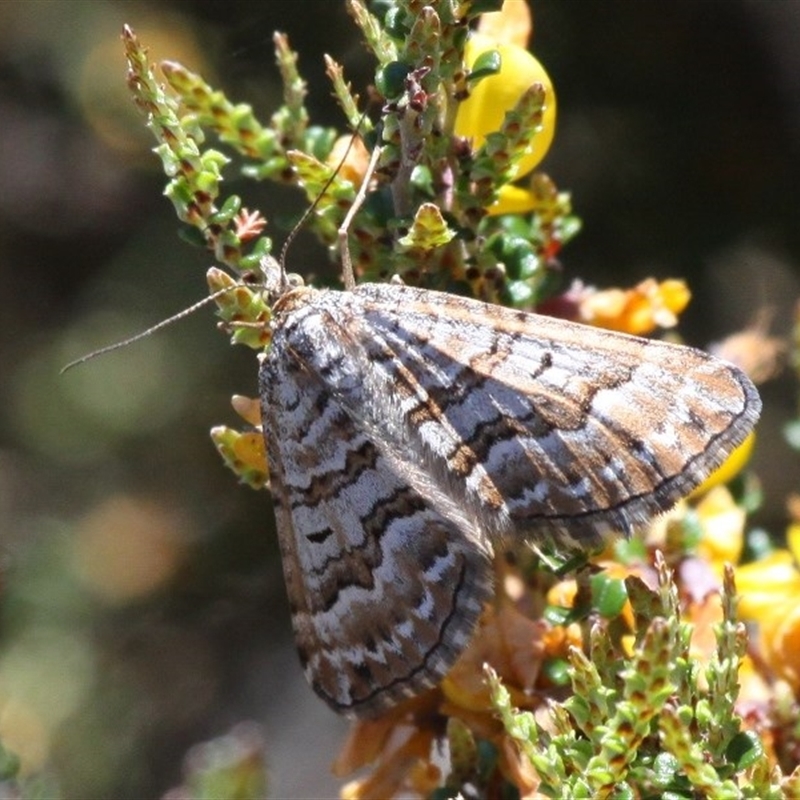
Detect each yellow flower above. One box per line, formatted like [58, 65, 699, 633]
[736, 533, 800, 692]
[578, 278, 691, 335]
[693, 485, 746, 570]
[455, 32, 556, 180]
[737, 550, 800, 620]
[455, 0, 556, 218]
[761, 601, 800, 692]
[209, 395, 269, 490]
[455, 6, 557, 223]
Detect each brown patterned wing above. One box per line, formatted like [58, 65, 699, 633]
[347, 284, 761, 550]
[260, 287, 493, 717]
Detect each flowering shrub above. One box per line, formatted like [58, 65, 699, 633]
[25, 1, 791, 798]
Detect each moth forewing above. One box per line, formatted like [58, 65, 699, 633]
[260, 286, 495, 716]
[316, 284, 759, 544]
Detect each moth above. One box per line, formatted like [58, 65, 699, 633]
[258, 277, 760, 717]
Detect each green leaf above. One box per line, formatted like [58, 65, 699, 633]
[468, 49, 502, 83]
[590, 573, 629, 618]
[652, 752, 680, 787]
[543, 657, 571, 686]
[725, 730, 763, 770]
[178, 225, 210, 248]
[376, 60, 412, 99]
[209, 195, 243, 225]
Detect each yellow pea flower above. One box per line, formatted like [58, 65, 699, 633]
[693, 485, 746, 569]
[735, 524, 800, 693]
[737, 550, 800, 621]
[455, 32, 556, 183]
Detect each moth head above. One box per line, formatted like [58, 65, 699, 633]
[259, 255, 305, 305]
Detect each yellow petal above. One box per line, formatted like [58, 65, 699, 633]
[787, 522, 800, 563]
[476, 0, 532, 49]
[693, 485, 745, 568]
[579, 278, 691, 335]
[736, 551, 800, 620]
[757, 598, 800, 692]
[687, 431, 755, 499]
[487, 184, 539, 216]
[455, 33, 556, 178]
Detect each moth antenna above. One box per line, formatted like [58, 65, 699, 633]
[338, 139, 383, 291]
[64, 118, 379, 374]
[278, 112, 376, 291]
[60, 284, 238, 374]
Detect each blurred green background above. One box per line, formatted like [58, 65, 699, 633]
[1, 1, 798, 797]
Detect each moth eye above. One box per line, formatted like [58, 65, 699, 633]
[286, 272, 305, 289]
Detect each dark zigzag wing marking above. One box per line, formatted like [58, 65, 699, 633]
[260, 294, 493, 716]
